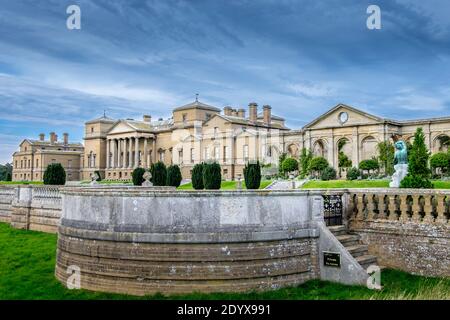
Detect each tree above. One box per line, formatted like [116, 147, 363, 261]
[299, 148, 313, 178]
[150, 161, 167, 186]
[281, 157, 298, 174]
[132, 167, 146, 186]
[167, 165, 182, 187]
[191, 163, 205, 190]
[278, 153, 287, 175]
[430, 152, 449, 176]
[0, 163, 12, 181]
[308, 156, 329, 177]
[347, 167, 360, 181]
[203, 162, 221, 190]
[400, 128, 433, 189]
[359, 159, 379, 174]
[377, 141, 395, 175]
[244, 161, 261, 189]
[94, 170, 102, 182]
[43, 163, 66, 185]
[320, 166, 337, 181]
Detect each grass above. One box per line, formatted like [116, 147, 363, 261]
[0, 181, 43, 185]
[302, 179, 450, 189]
[177, 180, 272, 190]
[0, 222, 448, 300]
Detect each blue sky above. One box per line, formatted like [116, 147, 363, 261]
[1, 0, 450, 163]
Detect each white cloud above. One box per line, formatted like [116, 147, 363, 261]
[286, 82, 336, 98]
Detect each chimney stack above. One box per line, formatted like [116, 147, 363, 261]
[143, 115, 152, 122]
[224, 106, 232, 116]
[63, 133, 69, 145]
[263, 105, 272, 126]
[39, 133, 45, 141]
[50, 132, 57, 144]
[248, 102, 258, 122]
[238, 108, 245, 118]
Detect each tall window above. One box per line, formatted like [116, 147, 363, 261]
[243, 145, 249, 162]
[182, 113, 187, 123]
[223, 146, 229, 162]
[190, 148, 195, 163]
[178, 149, 183, 164]
[159, 150, 165, 162]
[68, 160, 72, 168]
[204, 147, 210, 160]
[36, 159, 39, 168]
[214, 146, 220, 161]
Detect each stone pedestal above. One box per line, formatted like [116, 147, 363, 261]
[389, 164, 408, 188]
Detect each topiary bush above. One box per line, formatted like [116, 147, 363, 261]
[320, 166, 337, 181]
[151, 161, 167, 186]
[308, 156, 329, 177]
[281, 157, 298, 174]
[203, 162, 221, 190]
[243, 161, 261, 189]
[132, 167, 146, 186]
[359, 159, 379, 174]
[430, 152, 449, 176]
[43, 163, 66, 185]
[167, 165, 182, 187]
[347, 167, 360, 181]
[191, 163, 205, 190]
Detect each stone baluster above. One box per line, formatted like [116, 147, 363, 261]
[399, 194, 409, 222]
[378, 194, 387, 219]
[356, 194, 365, 220]
[422, 195, 435, 224]
[411, 195, 422, 222]
[366, 194, 376, 220]
[435, 195, 447, 224]
[388, 195, 398, 221]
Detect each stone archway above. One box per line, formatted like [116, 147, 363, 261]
[313, 139, 327, 158]
[433, 134, 450, 153]
[361, 136, 378, 160]
[287, 143, 299, 158]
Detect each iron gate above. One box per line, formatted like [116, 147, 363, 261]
[323, 195, 343, 226]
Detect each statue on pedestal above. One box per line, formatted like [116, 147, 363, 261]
[389, 135, 408, 188]
[142, 171, 153, 187]
[89, 172, 99, 186]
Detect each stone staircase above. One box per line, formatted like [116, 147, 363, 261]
[328, 225, 378, 270]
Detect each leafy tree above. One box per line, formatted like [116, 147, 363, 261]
[0, 163, 12, 181]
[191, 163, 205, 190]
[338, 152, 352, 169]
[347, 167, 360, 181]
[400, 128, 433, 189]
[281, 157, 298, 174]
[244, 161, 261, 189]
[5, 172, 11, 181]
[437, 135, 450, 151]
[43, 163, 66, 185]
[166, 165, 182, 187]
[94, 170, 102, 182]
[203, 162, 221, 190]
[320, 166, 337, 181]
[278, 153, 287, 175]
[299, 148, 313, 178]
[377, 141, 395, 175]
[132, 167, 146, 186]
[430, 152, 449, 176]
[359, 159, 379, 174]
[150, 161, 167, 186]
[308, 156, 329, 177]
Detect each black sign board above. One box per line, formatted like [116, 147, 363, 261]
[323, 252, 341, 267]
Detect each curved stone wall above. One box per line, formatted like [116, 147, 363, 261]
[55, 187, 321, 295]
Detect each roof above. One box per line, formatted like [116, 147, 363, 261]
[108, 118, 174, 133]
[85, 115, 116, 125]
[21, 139, 84, 148]
[257, 113, 285, 121]
[208, 114, 289, 130]
[173, 100, 221, 112]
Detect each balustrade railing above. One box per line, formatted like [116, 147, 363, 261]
[32, 186, 62, 204]
[350, 190, 449, 224]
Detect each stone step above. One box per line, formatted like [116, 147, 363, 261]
[336, 234, 360, 247]
[345, 244, 369, 258]
[356, 254, 378, 270]
[327, 225, 347, 236]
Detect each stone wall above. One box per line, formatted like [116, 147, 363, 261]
[349, 189, 450, 277]
[0, 186, 15, 223]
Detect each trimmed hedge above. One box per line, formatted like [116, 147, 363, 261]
[167, 165, 182, 187]
[132, 167, 146, 186]
[244, 161, 261, 189]
[281, 157, 298, 173]
[320, 166, 337, 181]
[43, 163, 66, 185]
[151, 162, 167, 186]
[347, 167, 360, 181]
[203, 162, 221, 190]
[192, 163, 205, 190]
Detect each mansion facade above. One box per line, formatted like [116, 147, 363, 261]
[12, 101, 450, 182]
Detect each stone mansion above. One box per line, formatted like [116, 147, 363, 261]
[12, 101, 450, 181]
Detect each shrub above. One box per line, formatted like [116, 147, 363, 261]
[359, 159, 379, 173]
[347, 167, 360, 181]
[281, 157, 298, 174]
[192, 163, 204, 190]
[320, 166, 337, 181]
[166, 165, 182, 187]
[43, 163, 66, 185]
[5, 172, 11, 181]
[150, 161, 167, 186]
[377, 141, 395, 175]
[308, 156, 329, 176]
[203, 162, 221, 189]
[132, 167, 146, 186]
[278, 153, 287, 175]
[299, 148, 313, 178]
[244, 161, 262, 189]
[430, 152, 449, 175]
[94, 170, 102, 182]
[400, 128, 433, 189]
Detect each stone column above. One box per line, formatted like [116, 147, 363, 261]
[106, 139, 110, 169]
[143, 138, 148, 168]
[111, 139, 116, 168]
[128, 138, 133, 168]
[117, 139, 122, 168]
[135, 137, 140, 168]
[152, 139, 156, 163]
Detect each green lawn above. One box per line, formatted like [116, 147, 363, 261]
[302, 179, 450, 189]
[0, 222, 448, 300]
[0, 181, 43, 185]
[178, 180, 272, 190]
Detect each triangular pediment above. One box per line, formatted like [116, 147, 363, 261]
[107, 120, 138, 135]
[303, 104, 384, 129]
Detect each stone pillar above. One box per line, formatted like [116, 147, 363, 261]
[135, 137, 140, 168]
[117, 139, 122, 168]
[143, 138, 148, 168]
[128, 138, 133, 168]
[152, 139, 156, 163]
[106, 139, 110, 169]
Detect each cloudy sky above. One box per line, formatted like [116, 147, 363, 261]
[1, 0, 450, 163]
